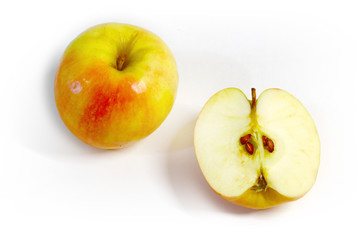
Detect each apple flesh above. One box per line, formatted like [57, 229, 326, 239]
[55, 23, 178, 149]
[194, 88, 320, 209]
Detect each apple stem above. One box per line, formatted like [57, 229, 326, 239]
[251, 88, 256, 109]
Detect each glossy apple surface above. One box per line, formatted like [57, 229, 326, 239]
[194, 88, 320, 209]
[55, 23, 178, 149]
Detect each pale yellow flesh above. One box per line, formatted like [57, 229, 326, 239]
[194, 88, 320, 206]
[257, 89, 320, 197]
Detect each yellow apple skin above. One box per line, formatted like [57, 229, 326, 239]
[55, 23, 178, 149]
[219, 188, 299, 209]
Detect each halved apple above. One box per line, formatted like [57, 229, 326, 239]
[194, 88, 320, 209]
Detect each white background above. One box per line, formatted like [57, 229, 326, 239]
[1, 0, 359, 239]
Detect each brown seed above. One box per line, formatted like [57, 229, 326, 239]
[262, 136, 268, 146]
[266, 138, 274, 153]
[245, 142, 254, 155]
[240, 134, 251, 145]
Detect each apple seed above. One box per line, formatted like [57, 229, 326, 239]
[262, 135, 275, 153]
[262, 136, 267, 146]
[245, 142, 254, 155]
[266, 138, 274, 153]
[240, 134, 251, 145]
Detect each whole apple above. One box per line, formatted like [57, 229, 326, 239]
[55, 23, 178, 149]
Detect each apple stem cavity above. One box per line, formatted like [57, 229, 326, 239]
[116, 55, 127, 71]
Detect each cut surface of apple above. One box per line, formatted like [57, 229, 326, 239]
[194, 88, 320, 209]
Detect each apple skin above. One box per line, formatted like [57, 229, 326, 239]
[218, 187, 298, 209]
[55, 23, 178, 149]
